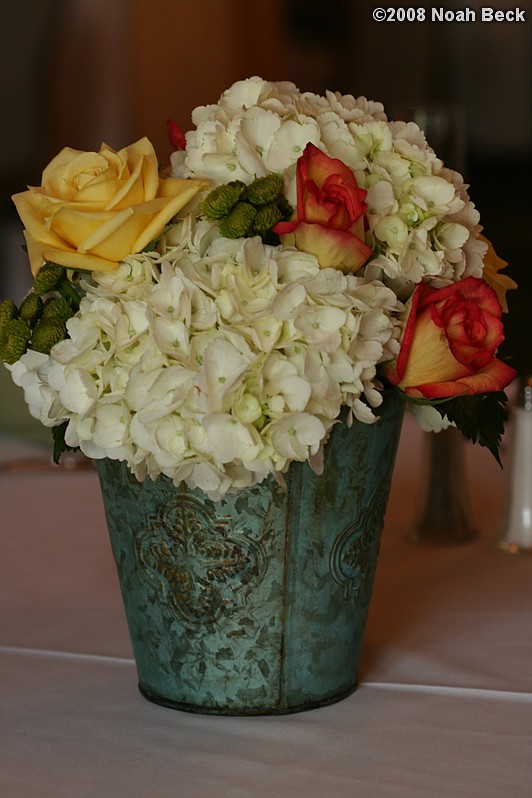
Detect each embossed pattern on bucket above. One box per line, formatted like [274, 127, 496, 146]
[96, 393, 404, 714]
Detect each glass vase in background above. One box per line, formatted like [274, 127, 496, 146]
[408, 426, 477, 546]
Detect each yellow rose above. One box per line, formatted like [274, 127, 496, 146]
[12, 137, 209, 274]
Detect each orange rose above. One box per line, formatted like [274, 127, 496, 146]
[12, 138, 208, 274]
[384, 276, 516, 398]
[273, 143, 372, 273]
[479, 234, 517, 313]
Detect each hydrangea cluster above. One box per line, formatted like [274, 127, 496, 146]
[172, 76, 485, 296]
[11, 217, 401, 498]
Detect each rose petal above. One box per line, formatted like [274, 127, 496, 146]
[291, 221, 372, 272]
[133, 179, 210, 252]
[39, 247, 121, 273]
[396, 307, 471, 389]
[406, 357, 516, 398]
[302, 143, 360, 192]
[42, 149, 113, 199]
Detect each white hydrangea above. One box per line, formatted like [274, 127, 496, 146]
[10, 222, 401, 499]
[172, 77, 483, 288]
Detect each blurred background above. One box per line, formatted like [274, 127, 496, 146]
[1, 0, 530, 438]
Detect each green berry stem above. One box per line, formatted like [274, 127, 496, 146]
[57, 277, 81, 311]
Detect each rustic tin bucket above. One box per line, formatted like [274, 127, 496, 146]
[96, 393, 404, 715]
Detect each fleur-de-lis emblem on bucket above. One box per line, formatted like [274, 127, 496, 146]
[136, 494, 266, 625]
[329, 485, 388, 606]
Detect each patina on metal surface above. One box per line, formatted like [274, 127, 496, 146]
[96, 393, 404, 715]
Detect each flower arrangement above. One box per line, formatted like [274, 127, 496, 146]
[1, 77, 516, 499]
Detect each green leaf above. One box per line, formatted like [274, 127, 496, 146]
[52, 421, 78, 464]
[431, 391, 509, 467]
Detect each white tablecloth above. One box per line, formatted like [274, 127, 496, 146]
[1, 418, 531, 797]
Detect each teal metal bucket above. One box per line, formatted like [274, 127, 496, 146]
[96, 393, 404, 715]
